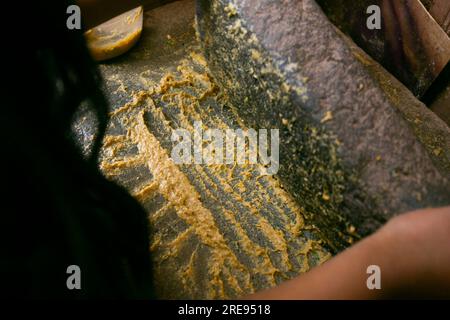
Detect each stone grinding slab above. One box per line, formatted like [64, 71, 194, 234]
[196, 0, 450, 250]
[73, 0, 332, 299]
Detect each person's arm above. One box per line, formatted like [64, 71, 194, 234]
[246, 206, 450, 299]
[77, 0, 176, 30]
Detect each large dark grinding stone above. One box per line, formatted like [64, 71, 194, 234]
[196, 0, 450, 250]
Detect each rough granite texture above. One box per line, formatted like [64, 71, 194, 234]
[196, 0, 450, 250]
[73, 0, 333, 298]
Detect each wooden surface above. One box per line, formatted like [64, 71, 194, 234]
[422, 0, 450, 35]
[431, 84, 450, 127]
[317, 0, 450, 98]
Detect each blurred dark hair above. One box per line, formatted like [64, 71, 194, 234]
[1, 1, 154, 298]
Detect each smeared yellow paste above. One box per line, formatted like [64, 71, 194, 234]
[98, 51, 331, 299]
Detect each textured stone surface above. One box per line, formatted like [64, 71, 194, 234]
[196, 0, 450, 250]
[73, 0, 332, 299]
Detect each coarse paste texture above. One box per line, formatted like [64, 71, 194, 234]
[73, 0, 333, 299]
[196, 0, 450, 250]
[99, 54, 331, 299]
